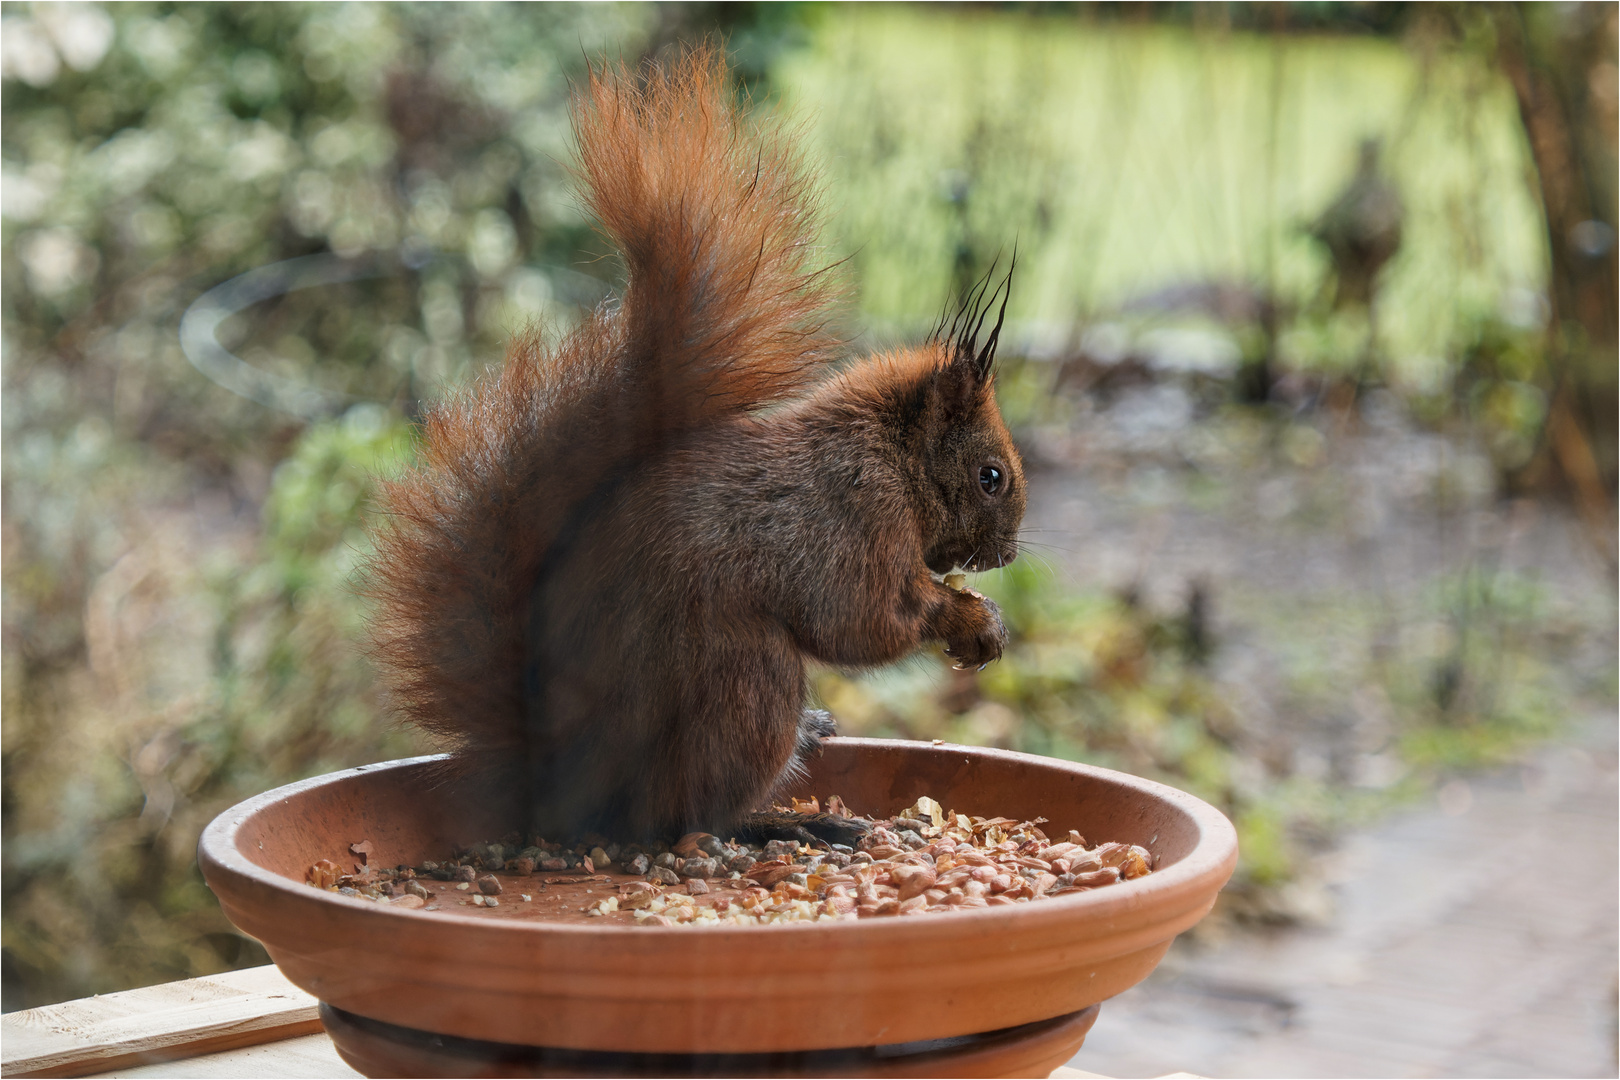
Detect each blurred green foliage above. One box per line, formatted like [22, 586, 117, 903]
[1, 399, 426, 1005]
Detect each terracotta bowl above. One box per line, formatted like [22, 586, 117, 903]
[199, 739, 1236, 1058]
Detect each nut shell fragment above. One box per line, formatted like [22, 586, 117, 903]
[306, 859, 342, 890]
[672, 833, 712, 859]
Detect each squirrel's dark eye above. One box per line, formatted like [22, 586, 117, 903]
[978, 464, 1003, 496]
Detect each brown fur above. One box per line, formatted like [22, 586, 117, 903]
[366, 47, 1025, 841]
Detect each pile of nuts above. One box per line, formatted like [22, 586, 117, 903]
[608, 795, 1152, 926]
[304, 796, 1154, 925]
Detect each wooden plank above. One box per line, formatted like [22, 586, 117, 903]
[83, 1033, 358, 1079]
[1, 966, 321, 1079]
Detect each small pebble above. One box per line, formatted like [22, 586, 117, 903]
[477, 874, 503, 895]
[649, 866, 680, 886]
[456, 882, 471, 891]
[454, 865, 477, 882]
[625, 853, 651, 875]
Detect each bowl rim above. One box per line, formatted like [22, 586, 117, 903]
[199, 738, 1238, 945]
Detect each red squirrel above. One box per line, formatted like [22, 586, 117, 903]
[366, 48, 1025, 844]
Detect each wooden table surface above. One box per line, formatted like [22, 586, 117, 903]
[1, 966, 1197, 1079]
[1, 966, 339, 1079]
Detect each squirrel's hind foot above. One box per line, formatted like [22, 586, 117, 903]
[737, 810, 872, 848]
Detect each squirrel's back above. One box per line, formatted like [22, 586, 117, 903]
[366, 48, 841, 793]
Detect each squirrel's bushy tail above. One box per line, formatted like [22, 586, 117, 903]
[574, 45, 840, 414]
[366, 46, 839, 772]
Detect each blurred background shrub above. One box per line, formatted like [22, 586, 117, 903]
[2, 2, 1613, 1007]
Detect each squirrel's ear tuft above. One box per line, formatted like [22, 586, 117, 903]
[931, 250, 1015, 386]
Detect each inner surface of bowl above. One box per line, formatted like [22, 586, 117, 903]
[200, 739, 1237, 1054]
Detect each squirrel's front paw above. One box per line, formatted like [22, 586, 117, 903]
[943, 589, 1007, 670]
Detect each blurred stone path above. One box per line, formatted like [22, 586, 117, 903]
[1069, 712, 1618, 1079]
